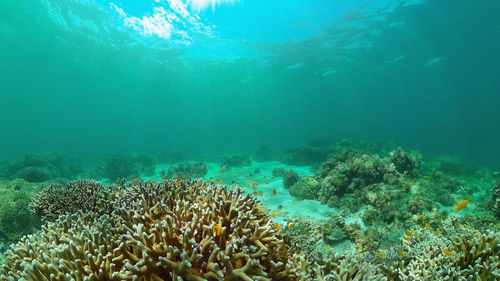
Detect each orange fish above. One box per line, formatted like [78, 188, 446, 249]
[398, 251, 406, 258]
[270, 189, 276, 195]
[275, 223, 281, 231]
[253, 192, 263, 197]
[435, 230, 441, 235]
[454, 200, 469, 212]
[213, 224, 222, 236]
[217, 178, 223, 184]
[405, 231, 413, 237]
[219, 166, 226, 173]
[289, 223, 295, 228]
[443, 249, 453, 257]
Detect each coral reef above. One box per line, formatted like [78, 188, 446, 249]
[317, 149, 402, 208]
[1, 179, 300, 280]
[29, 179, 116, 222]
[1, 153, 81, 182]
[0, 180, 41, 244]
[253, 146, 275, 162]
[221, 155, 252, 168]
[272, 167, 286, 177]
[290, 176, 320, 200]
[389, 148, 421, 175]
[88, 153, 156, 181]
[383, 221, 500, 281]
[280, 145, 331, 166]
[492, 183, 500, 219]
[283, 169, 299, 189]
[167, 162, 208, 179]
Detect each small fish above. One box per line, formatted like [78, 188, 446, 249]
[454, 200, 469, 212]
[199, 164, 206, 169]
[219, 166, 226, 173]
[270, 189, 276, 195]
[275, 223, 281, 231]
[244, 173, 248, 178]
[405, 231, 413, 237]
[326, 245, 330, 249]
[289, 223, 295, 229]
[245, 184, 250, 188]
[271, 210, 280, 217]
[443, 249, 453, 257]
[263, 176, 267, 179]
[425, 223, 430, 230]
[153, 209, 160, 215]
[218, 178, 223, 184]
[398, 251, 406, 258]
[435, 230, 441, 235]
[253, 192, 263, 197]
[160, 170, 166, 177]
[377, 251, 384, 257]
[295, 197, 304, 201]
[251, 181, 259, 186]
[182, 174, 188, 179]
[213, 224, 222, 236]
[265, 182, 269, 185]
[231, 180, 236, 184]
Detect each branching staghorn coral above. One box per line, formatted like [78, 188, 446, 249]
[383, 221, 500, 281]
[1, 179, 300, 280]
[29, 179, 116, 221]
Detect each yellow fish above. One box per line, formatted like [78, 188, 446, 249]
[270, 189, 277, 195]
[443, 249, 453, 257]
[398, 251, 406, 258]
[435, 229, 441, 235]
[377, 251, 384, 257]
[275, 223, 281, 231]
[454, 200, 469, 212]
[326, 245, 330, 249]
[405, 231, 413, 237]
[425, 223, 430, 230]
[289, 223, 295, 229]
[213, 224, 222, 236]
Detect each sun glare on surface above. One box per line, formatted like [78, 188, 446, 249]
[188, 0, 238, 11]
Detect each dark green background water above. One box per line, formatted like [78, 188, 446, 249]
[1, 0, 499, 166]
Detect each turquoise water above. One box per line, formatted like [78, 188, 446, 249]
[1, 1, 500, 280]
[1, 0, 499, 166]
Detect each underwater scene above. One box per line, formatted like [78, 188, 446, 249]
[1, 0, 500, 280]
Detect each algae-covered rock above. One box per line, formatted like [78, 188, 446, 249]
[272, 167, 285, 177]
[221, 155, 251, 167]
[167, 162, 207, 179]
[290, 176, 319, 199]
[283, 169, 299, 189]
